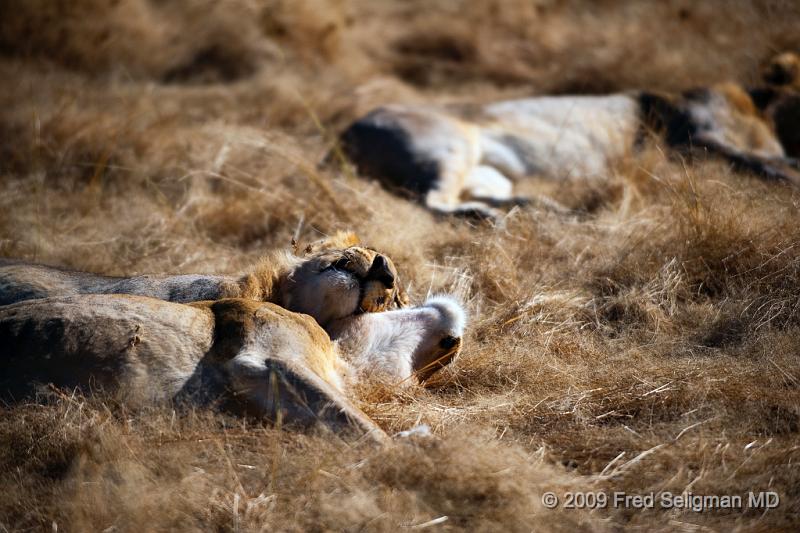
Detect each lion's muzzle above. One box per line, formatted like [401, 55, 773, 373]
[359, 254, 401, 313]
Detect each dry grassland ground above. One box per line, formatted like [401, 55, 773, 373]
[2, 1, 800, 531]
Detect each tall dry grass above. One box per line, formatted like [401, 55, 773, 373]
[1, 0, 800, 530]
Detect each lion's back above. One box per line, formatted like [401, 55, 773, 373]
[0, 294, 215, 402]
[0, 260, 232, 305]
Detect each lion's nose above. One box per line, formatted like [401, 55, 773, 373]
[367, 255, 395, 288]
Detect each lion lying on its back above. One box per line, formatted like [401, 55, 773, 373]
[0, 231, 407, 329]
[338, 52, 800, 218]
[0, 293, 466, 441]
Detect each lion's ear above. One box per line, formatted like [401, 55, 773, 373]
[304, 231, 361, 254]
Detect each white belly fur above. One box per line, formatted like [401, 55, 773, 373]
[480, 95, 640, 179]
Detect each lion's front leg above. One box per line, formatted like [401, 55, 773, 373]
[223, 351, 387, 443]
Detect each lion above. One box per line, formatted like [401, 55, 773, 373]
[0, 293, 466, 441]
[754, 51, 800, 159]
[0, 231, 408, 330]
[336, 53, 800, 218]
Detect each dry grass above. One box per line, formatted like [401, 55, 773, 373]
[2, 0, 800, 530]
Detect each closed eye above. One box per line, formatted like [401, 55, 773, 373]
[322, 257, 352, 273]
[333, 257, 350, 270]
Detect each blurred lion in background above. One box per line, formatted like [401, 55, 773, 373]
[338, 52, 800, 218]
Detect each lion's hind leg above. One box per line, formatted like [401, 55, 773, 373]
[463, 165, 531, 207]
[424, 165, 503, 220]
[424, 190, 502, 220]
[462, 165, 571, 215]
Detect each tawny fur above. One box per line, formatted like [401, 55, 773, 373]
[0, 294, 466, 440]
[0, 232, 408, 329]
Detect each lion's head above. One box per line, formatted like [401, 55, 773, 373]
[281, 232, 409, 327]
[763, 51, 800, 89]
[761, 51, 800, 158]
